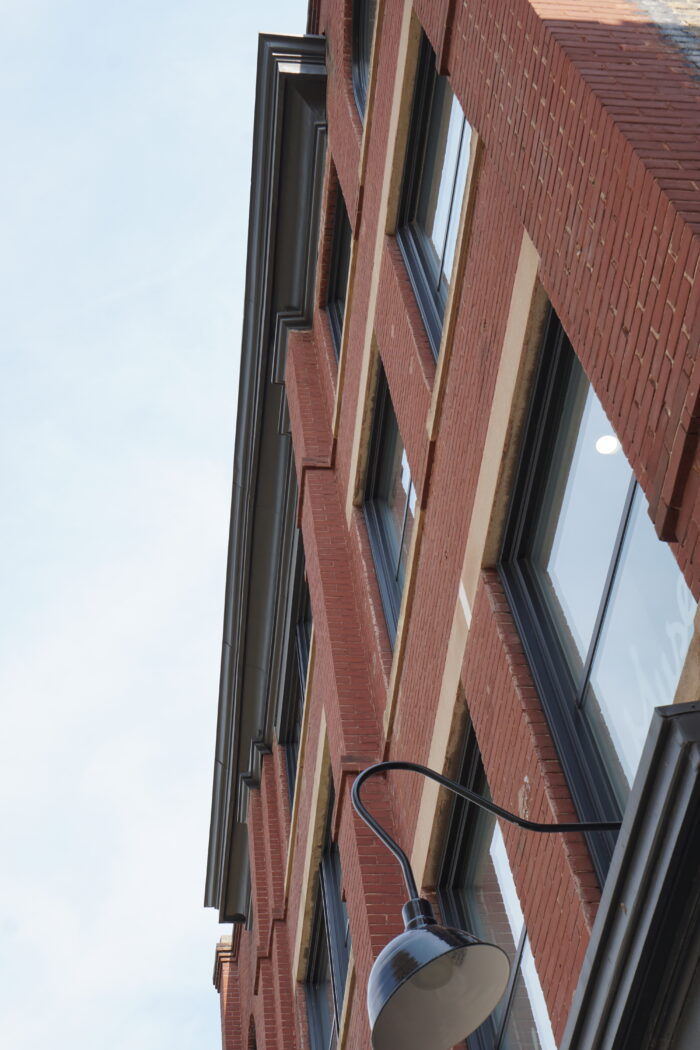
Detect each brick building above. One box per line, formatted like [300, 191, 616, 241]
[205, 3, 700, 1050]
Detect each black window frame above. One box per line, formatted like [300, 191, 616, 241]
[499, 310, 638, 880]
[327, 187, 352, 358]
[438, 729, 554, 1050]
[306, 896, 337, 1050]
[352, 0, 376, 118]
[396, 32, 471, 357]
[363, 367, 415, 646]
[279, 541, 313, 801]
[306, 791, 351, 1050]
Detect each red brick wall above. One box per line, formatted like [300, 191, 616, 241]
[447, 0, 700, 573]
[216, 2, 700, 1048]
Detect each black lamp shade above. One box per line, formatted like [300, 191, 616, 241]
[368, 906, 510, 1050]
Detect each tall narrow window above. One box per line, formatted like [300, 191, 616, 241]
[306, 900, 337, 1050]
[500, 311, 696, 877]
[439, 732, 556, 1050]
[306, 791, 351, 1050]
[397, 33, 472, 354]
[352, 0, 377, 118]
[364, 367, 415, 644]
[327, 188, 352, 358]
[279, 542, 313, 800]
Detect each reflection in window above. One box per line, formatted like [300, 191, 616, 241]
[397, 33, 471, 354]
[439, 736, 556, 1050]
[364, 367, 415, 644]
[585, 488, 696, 787]
[500, 312, 696, 875]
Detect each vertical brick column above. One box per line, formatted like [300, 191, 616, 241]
[214, 935, 243, 1050]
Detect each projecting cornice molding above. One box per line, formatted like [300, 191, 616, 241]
[205, 33, 326, 924]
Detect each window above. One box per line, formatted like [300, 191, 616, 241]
[352, 0, 377, 118]
[279, 543, 313, 800]
[439, 732, 556, 1050]
[397, 33, 472, 355]
[500, 311, 696, 877]
[306, 793, 351, 1050]
[364, 367, 416, 645]
[327, 188, 352, 358]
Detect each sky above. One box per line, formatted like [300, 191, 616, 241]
[0, 1, 306, 1047]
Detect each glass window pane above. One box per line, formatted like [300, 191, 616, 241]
[416, 77, 458, 280]
[500, 940, 556, 1050]
[375, 408, 409, 578]
[309, 917, 334, 1050]
[335, 205, 351, 322]
[442, 111, 471, 282]
[585, 486, 697, 797]
[489, 824, 525, 946]
[397, 450, 416, 589]
[533, 364, 632, 669]
[352, 0, 376, 115]
[461, 818, 517, 1038]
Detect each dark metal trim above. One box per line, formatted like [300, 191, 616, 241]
[204, 34, 327, 923]
[561, 701, 700, 1050]
[351, 760, 621, 904]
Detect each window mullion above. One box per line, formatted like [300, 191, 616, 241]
[494, 925, 528, 1050]
[575, 475, 638, 707]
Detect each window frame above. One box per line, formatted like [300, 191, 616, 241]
[279, 540, 313, 801]
[438, 729, 554, 1050]
[499, 311, 637, 880]
[363, 367, 415, 645]
[305, 791, 351, 1050]
[396, 32, 471, 356]
[326, 187, 352, 358]
[351, 0, 376, 119]
[306, 894, 337, 1050]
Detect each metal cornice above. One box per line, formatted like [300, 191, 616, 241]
[561, 700, 700, 1050]
[205, 33, 326, 922]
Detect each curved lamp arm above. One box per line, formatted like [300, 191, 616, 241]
[351, 760, 622, 901]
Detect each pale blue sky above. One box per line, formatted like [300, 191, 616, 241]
[0, 1, 306, 1047]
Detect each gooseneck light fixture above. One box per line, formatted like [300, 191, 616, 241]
[351, 760, 622, 1050]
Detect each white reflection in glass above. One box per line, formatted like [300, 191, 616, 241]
[428, 88, 462, 266]
[398, 449, 415, 586]
[595, 434, 620, 455]
[418, 83, 470, 292]
[442, 103, 471, 282]
[542, 385, 631, 664]
[489, 827, 556, 1050]
[585, 487, 696, 789]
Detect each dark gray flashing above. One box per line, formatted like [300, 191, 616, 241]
[205, 33, 326, 923]
[561, 700, 700, 1050]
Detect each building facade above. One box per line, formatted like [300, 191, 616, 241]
[206, 3, 700, 1049]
